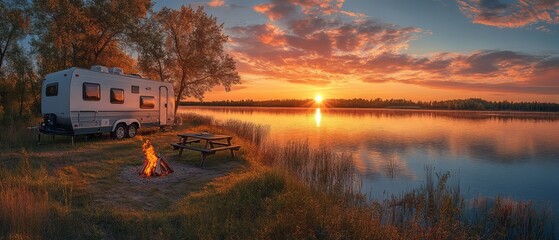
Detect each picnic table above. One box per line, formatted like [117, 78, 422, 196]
[170, 133, 241, 165]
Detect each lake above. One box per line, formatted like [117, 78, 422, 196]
[179, 106, 559, 212]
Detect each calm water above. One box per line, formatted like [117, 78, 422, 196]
[179, 106, 559, 210]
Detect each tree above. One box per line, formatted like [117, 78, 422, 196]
[7, 44, 38, 117]
[31, 0, 84, 75]
[0, 0, 30, 74]
[136, 6, 241, 114]
[130, 14, 168, 82]
[32, 0, 150, 75]
[0, 0, 31, 123]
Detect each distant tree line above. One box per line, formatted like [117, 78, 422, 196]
[182, 99, 315, 108]
[181, 98, 559, 112]
[0, 0, 239, 127]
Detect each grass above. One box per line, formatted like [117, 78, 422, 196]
[0, 121, 41, 150]
[174, 169, 388, 239]
[0, 149, 73, 239]
[0, 114, 555, 239]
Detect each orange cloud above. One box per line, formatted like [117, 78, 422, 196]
[253, 1, 295, 21]
[208, 0, 225, 7]
[458, 0, 559, 28]
[253, 0, 353, 21]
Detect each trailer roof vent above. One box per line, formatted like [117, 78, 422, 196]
[109, 67, 124, 75]
[91, 65, 109, 73]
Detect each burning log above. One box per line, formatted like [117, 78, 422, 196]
[139, 140, 174, 177]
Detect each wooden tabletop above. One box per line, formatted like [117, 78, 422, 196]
[177, 133, 232, 141]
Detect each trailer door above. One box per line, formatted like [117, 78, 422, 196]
[159, 86, 168, 125]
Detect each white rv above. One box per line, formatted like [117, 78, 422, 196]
[40, 66, 175, 139]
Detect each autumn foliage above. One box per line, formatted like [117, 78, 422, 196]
[0, 0, 240, 126]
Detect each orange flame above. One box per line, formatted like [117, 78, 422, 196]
[142, 140, 158, 177]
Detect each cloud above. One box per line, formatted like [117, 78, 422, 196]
[456, 50, 533, 75]
[253, 0, 361, 21]
[226, 0, 559, 96]
[208, 0, 225, 7]
[288, 78, 331, 86]
[529, 57, 559, 85]
[253, 0, 298, 20]
[229, 17, 422, 86]
[404, 80, 559, 95]
[457, 0, 559, 28]
[536, 25, 553, 32]
[364, 50, 559, 94]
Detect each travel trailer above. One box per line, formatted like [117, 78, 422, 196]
[40, 66, 175, 139]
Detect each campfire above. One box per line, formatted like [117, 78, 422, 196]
[139, 140, 173, 177]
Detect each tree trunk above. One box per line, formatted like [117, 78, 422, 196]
[174, 86, 184, 116]
[174, 71, 188, 116]
[0, 27, 16, 70]
[28, 72, 41, 115]
[157, 60, 165, 81]
[18, 73, 25, 116]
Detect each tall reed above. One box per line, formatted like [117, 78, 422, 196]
[219, 119, 270, 146]
[382, 166, 466, 238]
[468, 196, 555, 239]
[179, 112, 215, 126]
[257, 140, 361, 199]
[383, 166, 555, 239]
[180, 112, 271, 146]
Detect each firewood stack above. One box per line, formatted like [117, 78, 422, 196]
[138, 153, 174, 177]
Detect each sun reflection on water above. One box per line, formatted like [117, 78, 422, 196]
[315, 108, 321, 127]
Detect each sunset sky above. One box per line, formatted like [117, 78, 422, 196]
[155, 0, 559, 102]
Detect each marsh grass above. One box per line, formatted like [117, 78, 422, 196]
[180, 112, 271, 146]
[219, 119, 270, 146]
[382, 166, 469, 238]
[180, 112, 215, 126]
[381, 166, 555, 239]
[257, 140, 361, 199]
[468, 196, 555, 239]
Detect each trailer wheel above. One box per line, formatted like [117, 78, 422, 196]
[127, 124, 138, 138]
[112, 124, 126, 140]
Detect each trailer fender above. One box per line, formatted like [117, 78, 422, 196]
[112, 119, 141, 131]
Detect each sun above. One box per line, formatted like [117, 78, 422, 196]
[315, 95, 323, 103]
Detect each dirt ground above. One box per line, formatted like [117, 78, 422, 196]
[108, 160, 242, 210]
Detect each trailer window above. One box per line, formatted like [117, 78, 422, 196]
[110, 88, 124, 104]
[131, 85, 139, 93]
[83, 83, 100, 101]
[140, 96, 155, 109]
[46, 83, 58, 96]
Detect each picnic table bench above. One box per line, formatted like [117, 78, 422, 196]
[171, 133, 241, 165]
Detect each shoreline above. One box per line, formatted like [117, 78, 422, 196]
[180, 104, 559, 114]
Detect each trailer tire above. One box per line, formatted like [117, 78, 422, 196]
[127, 124, 138, 138]
[112, 124, 127, 140]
